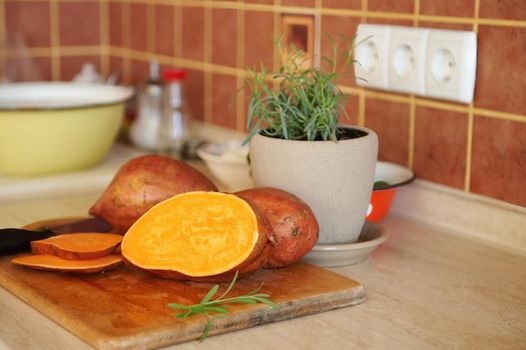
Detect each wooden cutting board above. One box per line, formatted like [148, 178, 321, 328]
[0, 220, 366, 350]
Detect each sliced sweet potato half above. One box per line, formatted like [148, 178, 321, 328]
[11, 254, 123, 273]
[122, 191, 267, 280]
[31, 233, 123, 260]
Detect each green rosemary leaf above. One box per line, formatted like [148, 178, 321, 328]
[167, 303, 192, 310]
[201, 284, 219, 304]
[168, 271, 276, 342]
[202, 306, 229, 314]
[251, 297, 278, 308]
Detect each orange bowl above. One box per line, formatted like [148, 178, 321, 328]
[366, 162, 415, 222]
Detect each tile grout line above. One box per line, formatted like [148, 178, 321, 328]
[358, 0, 367, 127]
[272, 0, 281, 88]
[313, 0, 321, 67]
[0, 0, 5, 78]
[112, 0, 526, 29]
[99, 0, 110, 78]
[6, 0, 526, 28]
[105, 45, 526, 124]
[464, 0, 481, 192]
[358, 91, 365, 127]
[236, 0, 246, 132]
[407, 0, 420, 169]
[122, 0, 131, 84]
[360, 0, 367, 23]
[203, 2, 212, 124]
[49, 0, 60, 81]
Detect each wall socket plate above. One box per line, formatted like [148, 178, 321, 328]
[354, 24, 477, 104]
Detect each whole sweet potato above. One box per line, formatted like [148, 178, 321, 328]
[89, 155, 218, 233]
[236, 188, 319, 268]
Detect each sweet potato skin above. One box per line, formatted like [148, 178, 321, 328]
[236, 188, 319, 268]
[89, 155, 218, 233]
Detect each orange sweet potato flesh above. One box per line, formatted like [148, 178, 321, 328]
[31, 233, 123, 260]
[122, 191, 270, 282]
[236, 188, 319, 268]
[11, 254, 123, 273]
[89, 155, 218, 233]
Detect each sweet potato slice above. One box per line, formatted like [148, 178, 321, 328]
[31, 233, 123, 260]
[122, 191, 264, 279]
[11, 254, 122, 273]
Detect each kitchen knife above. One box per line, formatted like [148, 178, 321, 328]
[0, 217, 112, 255]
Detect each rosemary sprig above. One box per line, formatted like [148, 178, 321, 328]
[168, 271, 277, 342]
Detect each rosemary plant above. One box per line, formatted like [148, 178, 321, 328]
[244, 36, 358, 143]
[168, 271, 276, 342]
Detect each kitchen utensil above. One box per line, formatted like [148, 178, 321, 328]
[0, 218, 365, 349]
[197, 141, 253, 191]
[366, 161, 416, 222]
[0, 82, 133, 175]
[0, 217, 111, 255]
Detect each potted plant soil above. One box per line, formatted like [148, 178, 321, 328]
[244, 39, 378, 244]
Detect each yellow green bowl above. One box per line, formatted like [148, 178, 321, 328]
[0, 82, 133, 175]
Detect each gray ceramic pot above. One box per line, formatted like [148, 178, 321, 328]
[249, 125, 378, 244]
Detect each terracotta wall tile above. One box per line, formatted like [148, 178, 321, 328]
[282, 0, 316, 7]
[365, 98, 410, 165]
[34, 57, 52, 81]
[59, 2, 100, 46]
[129, 59, 150, 85]
[320, 15, 360, 87]
[182, 6, 204, 61]
[60, 56, 100, 81]
[155, 4, 175, 57]
[480, 0, 526, 21]
[471, 117, 526, 207]
[212, 9, 237, 67]
[212, 74, 238, 129]
[474, 26, 526, 115]
[419, 0, 474, 17]
[245, 10, 274, 69]
[5, 56, 52, 81]
[413, 107, 467, 189]
[5, 1, 51, 47]
[367, 0, 415, 13]
[322, 0, 362, 9]
[109, 56, 124, 83]
[186, 70, 205, 122]
[108, 2, 122, 47]
[129, 3, 148, 52]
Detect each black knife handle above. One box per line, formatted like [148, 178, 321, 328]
[0, 229, 55, 255]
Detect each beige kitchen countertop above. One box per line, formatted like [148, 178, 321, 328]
[0, 190, 525, 350]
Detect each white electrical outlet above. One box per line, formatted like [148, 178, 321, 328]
[425, 29, 477, 103]
[354, 24, 391, 90]
[353, 24, 477, 104]
[388, 27, 429, 95]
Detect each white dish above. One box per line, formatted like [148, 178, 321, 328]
[303, 222, 387, 267]
[196, 141, 253, 191]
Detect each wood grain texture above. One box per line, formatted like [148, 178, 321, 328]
[0, 219, 365, 350]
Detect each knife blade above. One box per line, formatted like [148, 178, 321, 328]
[0, 217, 112, 255]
